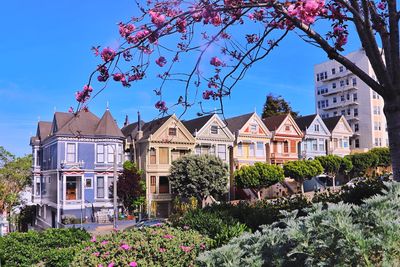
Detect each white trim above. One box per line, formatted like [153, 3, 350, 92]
[84, 177, 93, 189]
[65, 142, 78, 163]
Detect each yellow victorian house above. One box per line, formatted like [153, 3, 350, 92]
[226, 112, 272, 170]
[129, 114, 195, 217]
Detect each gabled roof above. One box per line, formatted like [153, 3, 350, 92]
[263, 114, 288, 131]
[182, 114, 214, 135]
[56, 110, 101, 136]
[141, 115, 172, 139]
[121, 120, 146, 142]
[37, 121, 52, 141]
[294, 114, 318, 131]
[322, 116, 342, 132]
[225, 113, 254, 133]
[95, 110, 125, 138]
[53, 112, 74, 132]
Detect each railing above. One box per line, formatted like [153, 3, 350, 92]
[320, 84, 358, 96]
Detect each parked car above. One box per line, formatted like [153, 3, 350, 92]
[133, 218, 166, 229]
[346, 177, 366, 188]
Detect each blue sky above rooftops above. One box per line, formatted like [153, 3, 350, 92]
[0, 0, 361, 156]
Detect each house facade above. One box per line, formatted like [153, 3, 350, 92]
[295, 114, 331, 159]
[30, 109, 125, 228]
[132, 115, 195, 218]
[263, 114, 303, 164]
[183, 114, 235, 165]
[323, 116, 353, 157]
[225, 113, 271, 170]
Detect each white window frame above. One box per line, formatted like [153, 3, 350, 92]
[96, 144, 105, 163]
[66, 143, 77, 163]
[95, 176, 106, 199]
[210, 125, 219, 135]
[85, 177, 93, 189]
[217, 144, 226, 160]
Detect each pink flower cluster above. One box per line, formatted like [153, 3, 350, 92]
[333, 25, 348, 50]
[101, 47, 116, 62]
[75, 85, 93, 103]
[163, 234, 174, 239]
[119, 22, 135, 38]
[120, 243, 131, 250]
[155, 100, 168, 111]
[129, 262, 138, 267]
[149, 11, 166, 27]
[180, 245, 192, 253]
[156, 56, 167, 67]
[202, 90, 221, 100]
[97, 65, 109, 82]
[210, 57, 224, 67]
[127, 28, 150, 44]
[287, 0, 326, 25]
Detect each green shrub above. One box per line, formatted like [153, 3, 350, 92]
[0, 228, 90, 267]
[198, 182, 400, 267]
[172, 209, 249, 247]
[72, 226, 211, 267]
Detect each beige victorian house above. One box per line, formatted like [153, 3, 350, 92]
[323, 116, 353, 157]
[132, 115, 195, 217]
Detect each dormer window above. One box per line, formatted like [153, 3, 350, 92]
[211, 125, 218, 134]
[169, 127, 177, 136]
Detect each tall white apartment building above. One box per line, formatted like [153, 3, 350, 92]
[314, 49, 388, 151]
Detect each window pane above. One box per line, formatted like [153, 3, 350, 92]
[218, 145, 226, 160]
[97, 177, 104, 198]
[159, 148, 169, 164]
[108, 145, 115, 163]
[211, 125, 218, 134]
[150, 149, 156, 164]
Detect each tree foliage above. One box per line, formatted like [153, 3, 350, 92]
[346, 152, 379, 177]
[0, 153, 32, 213]
[115, 161, 145, 214]
[283, 160, 323, 182]
[261, 94, 299, 119]
[315, 154, 353, 176]
[369, 147, 391, 167]
[234, 162, 284, 198]
[169, 154, 229, 201]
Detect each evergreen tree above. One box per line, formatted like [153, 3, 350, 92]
[261, 94, 299, 119]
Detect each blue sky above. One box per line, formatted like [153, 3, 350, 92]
[0, 1, 361, 156]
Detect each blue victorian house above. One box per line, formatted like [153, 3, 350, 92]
[30, 108, 124, 228]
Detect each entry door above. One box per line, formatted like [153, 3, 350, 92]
[51, 211, 56, 228]
[66, 177, 77, 200]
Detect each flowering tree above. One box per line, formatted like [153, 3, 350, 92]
[74, 0, 400, 180]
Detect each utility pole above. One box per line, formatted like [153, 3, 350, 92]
[113, 145, 118, 229]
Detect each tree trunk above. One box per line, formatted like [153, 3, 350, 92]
[332, 175, 336, 191]
[257, 190, 261, 200]
[301, 183, 304, 194]
[384, 98, 400, 181]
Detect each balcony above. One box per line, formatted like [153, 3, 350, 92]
[320, 84, 358, 96]
[321, 101, 359, 111]
[321, 70, 352, 82]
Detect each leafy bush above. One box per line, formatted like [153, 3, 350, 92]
[369, 147, 391, 167]
[172, 209, 249, 247]
[283, 160, 323, 192]
[198, 182, 400, 267]
[346, 152, 379, 177]
[72, 226, 211, 267]
[0, 228, 90, 267]
[205, 178, 387, 232]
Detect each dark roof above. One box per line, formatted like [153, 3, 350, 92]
[141, 115, 172, 139]
[37, 121, 52, 141]
[95, 110, 125, 138]
[263, 114, 288, 131]
[54, 112, 74, 132]
[182, 114, 213, 135]
[225, 113, 254, 133]
[56, 110, 100, 136]
[294, 114, 317, 131]
[322, 116, 342, 132]
[121, 120, 145, 142]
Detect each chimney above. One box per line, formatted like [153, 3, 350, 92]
[124, 115, 129, 127]
[137, 111, 141, 131]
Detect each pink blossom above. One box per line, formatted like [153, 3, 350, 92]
[156, 56, 167, 67]
[203, 90, 215, 100]
[211, 14, 222, 26]
[75, 85, 93, 103]
[68, 107, 74, 113]
[210, 57, 224, 67]
[377, 2, 385, 10]
[90, 236, 96, 242]
[163, 234, 174, 239]
[149, 11, 166, 27]
[159, 247, 167, 252]
[108, 263, 115, 267]
[176, 18, 187, 33]
[200, 243, 206, 250]
[155, 100, 168, 111]
[129, 262, 138, 267]
[98, 265, 103, 267]
[93, 252, 100, 257]
[101, 240, 109, 245]
[180, 245, 192, 253]
[119, 22, 135, 38]
[113, 73, 125, 82]
[100, 47, 116, 62]
[120, 244, 131, 250]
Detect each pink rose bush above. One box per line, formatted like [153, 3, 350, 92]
[71, 226, 211, 266]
